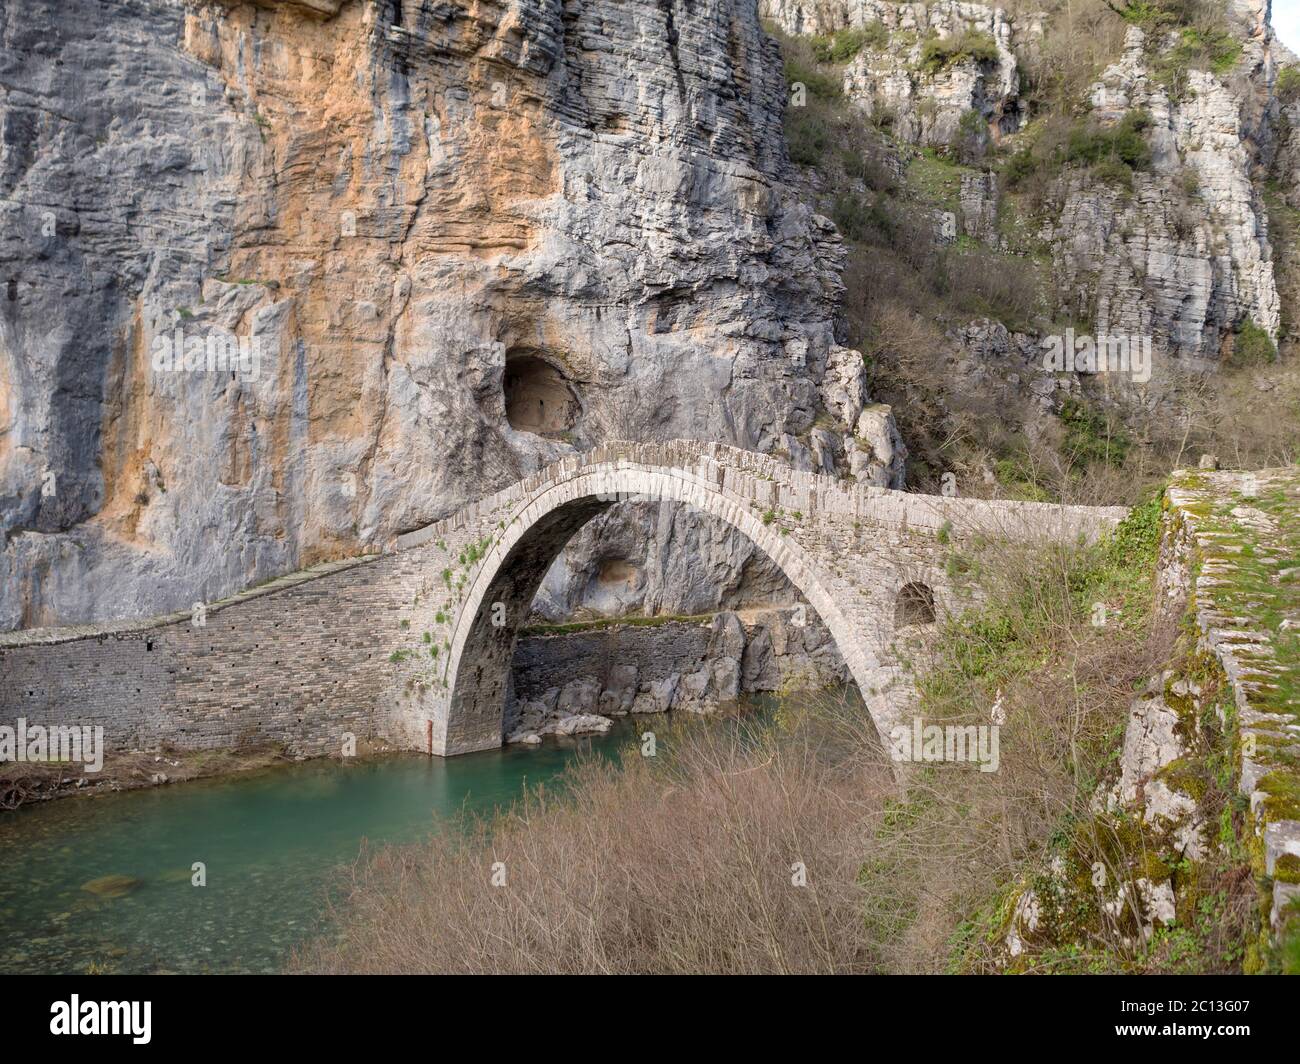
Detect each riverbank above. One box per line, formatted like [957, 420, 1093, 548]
[0, 738, 404, 810]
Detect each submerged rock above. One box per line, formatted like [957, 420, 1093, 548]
[80, 875, 142, 899]
[550, 715, 613, 737]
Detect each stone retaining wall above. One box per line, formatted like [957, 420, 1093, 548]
[1161, 468, 1300, 947]
[0, 555, 401, 755]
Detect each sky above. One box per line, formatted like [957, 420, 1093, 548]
[1277, 0, 1300, 55]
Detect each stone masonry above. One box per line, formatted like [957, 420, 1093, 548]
[0, 441, 1125, 760]
[1160, 468, 1300, 940]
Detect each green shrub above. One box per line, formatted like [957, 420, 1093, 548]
[1109, 0, 1217, 30]
[994, 457, 1053, 501]
[1059, 397, 1130, 468]
[811, 23, 888, 63]
[1065, 109, 1152, 170]
[1193, 28, 1241, 76]
[1154, 25, 1242, 96]
[1090, 156, 1135, 189]
[787, 108, 832, 165]
[1110, 0, 1172, 27]
[919, 30, 999, 75]
[1003, 147, 1039, 188]
[1230, 320, 1278, 366]
[1007, 110, 1152, 190]
[832, 192, 895, 243]
[784, 57, 842, 101]
[958, 108, 987, 139]
[1279, 66, 1300, 105]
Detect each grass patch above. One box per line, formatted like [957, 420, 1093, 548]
[907, 150, 963, 212]
[520, 613, 714, 637]
[810, 23, 888, 63]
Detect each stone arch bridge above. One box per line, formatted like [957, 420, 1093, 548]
[0, 442, 1125, 758]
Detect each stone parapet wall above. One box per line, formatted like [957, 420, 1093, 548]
[396, 441, 1125, 551]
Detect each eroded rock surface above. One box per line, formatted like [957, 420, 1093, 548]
[0, 0, 895, 630]
[1049, 21, 1282, 362]
[505, 607, 848, 740]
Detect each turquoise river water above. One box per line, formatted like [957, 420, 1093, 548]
[0, 719, 650, 974]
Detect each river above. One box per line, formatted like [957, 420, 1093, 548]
[0, 718, 651, 974]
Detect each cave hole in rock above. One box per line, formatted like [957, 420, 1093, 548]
[894, 582, 936, 627]
[596, 557, 637, 588]
[504, 350, 579, 436]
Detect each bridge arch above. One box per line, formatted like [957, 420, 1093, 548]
[436, 461, 899, 756]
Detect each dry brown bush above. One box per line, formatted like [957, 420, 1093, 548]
[293, 706, 895, 974]
[1004, 0, 1129, 115]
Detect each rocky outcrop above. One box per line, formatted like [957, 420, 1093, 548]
[958, 170, 999, 245]
[768, 0, 1288, 371]
[505, 607, 849, 742]
[820, 345, 907, 487]
[0, 0, 891, 631]
[740, 604, 849, 689]
[848, 403, 908, 486]
[1104, 675, 1207, 861]
[530, 500, 802, 621]
[1000, 664, 1216, 960]
[1048, 22, 1282, 363]
[762, 0, 1029, 147]
[1277, 89, 1300, 212]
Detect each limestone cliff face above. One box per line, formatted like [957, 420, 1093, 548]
[763, 0, 1291, 364]
[0, 0, 874, 629]
[764, 0, 1029, 147]
[1053, 11, 1282, 362]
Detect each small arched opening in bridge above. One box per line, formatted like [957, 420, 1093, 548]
[503, 349, 579, 436]
[894, 582, 936, 627]
[437, 463, 899, 758]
